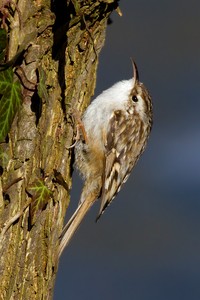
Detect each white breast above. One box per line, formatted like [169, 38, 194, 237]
[82, 79, 134, 148]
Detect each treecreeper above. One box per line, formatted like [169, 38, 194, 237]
[58, 59, 153, 256]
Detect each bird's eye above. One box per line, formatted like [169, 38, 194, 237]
[132, 95, 138, 102]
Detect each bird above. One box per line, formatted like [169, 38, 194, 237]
[58, 59, 153, 256]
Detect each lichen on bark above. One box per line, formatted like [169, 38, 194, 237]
[0, 0, 120, 298]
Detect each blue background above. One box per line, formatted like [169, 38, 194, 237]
[55, 1, 200, 299]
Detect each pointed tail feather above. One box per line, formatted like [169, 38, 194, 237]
[58, 200, 94, 257]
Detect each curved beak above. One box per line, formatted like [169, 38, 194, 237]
[130, 58, 139, 87]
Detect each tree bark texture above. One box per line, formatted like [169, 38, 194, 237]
[0, 0, 119, 298]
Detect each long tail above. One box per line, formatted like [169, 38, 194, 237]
[58, 200, 94, 257]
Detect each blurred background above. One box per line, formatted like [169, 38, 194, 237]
[55, 1, 200, 299]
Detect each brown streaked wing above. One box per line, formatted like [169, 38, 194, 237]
[96, 109, 143, 221]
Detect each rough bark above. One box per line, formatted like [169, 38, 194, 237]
[0, 0, 119, 298]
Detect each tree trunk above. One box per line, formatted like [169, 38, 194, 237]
[0, 0, 119, 298]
